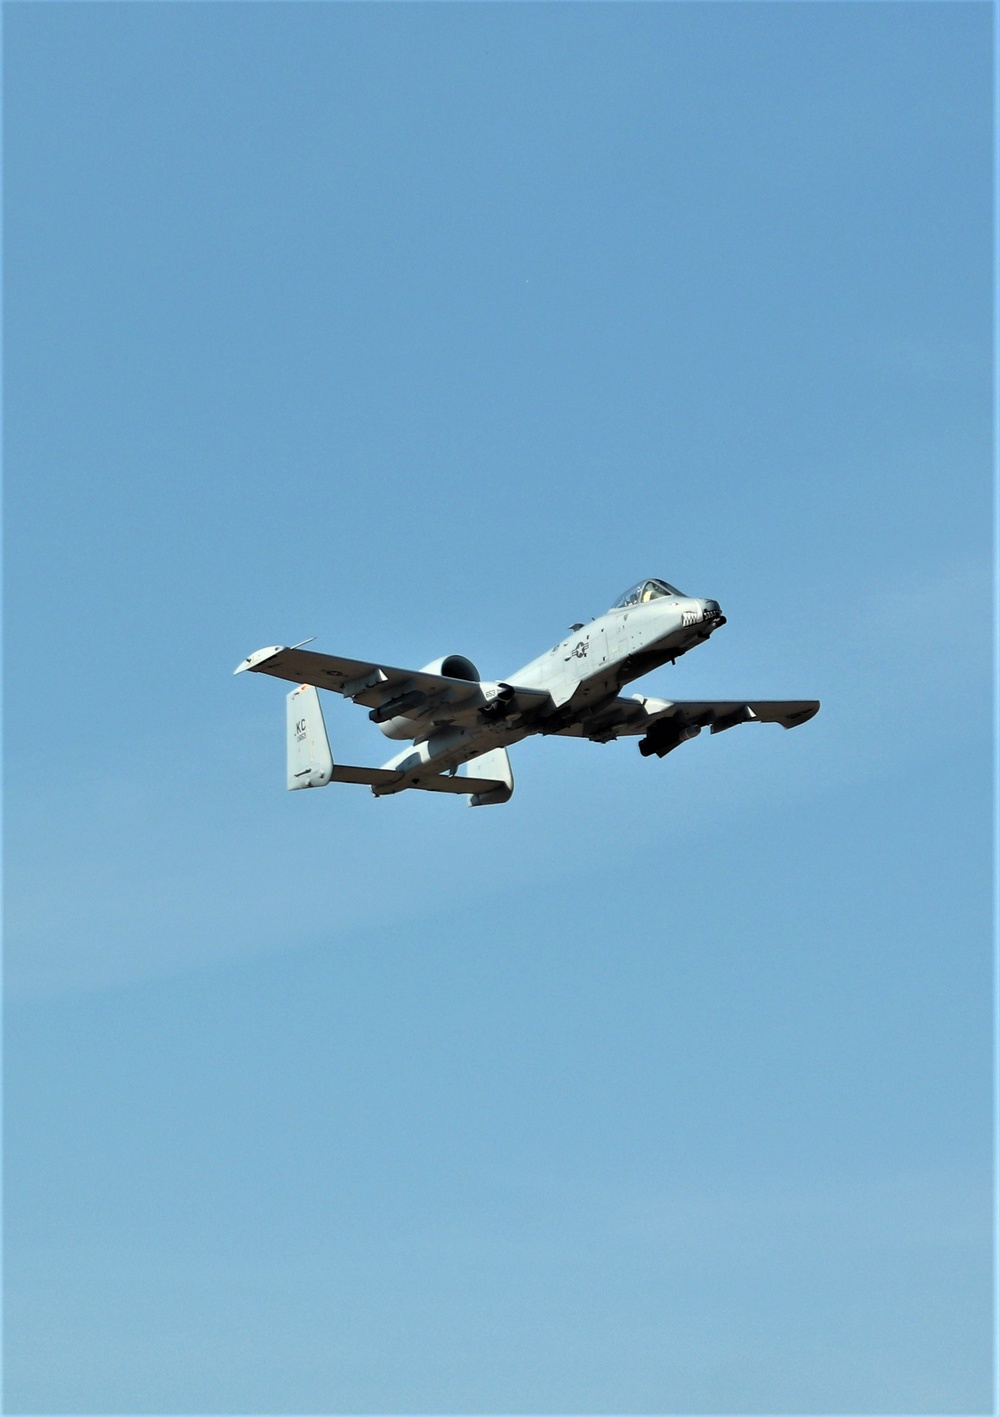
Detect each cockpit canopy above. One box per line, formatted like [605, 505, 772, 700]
[611, 578, 685, 609]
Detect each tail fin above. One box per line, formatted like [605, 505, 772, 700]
[286, 685, 333, 789]
[465, 747, 514, 807]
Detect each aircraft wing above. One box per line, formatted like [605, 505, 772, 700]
[234, 644, 550, 722]
[633, 698, 820, 732]
[567, 696, 820, 741]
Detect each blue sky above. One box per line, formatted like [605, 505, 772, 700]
[4, 3, 993, 1412]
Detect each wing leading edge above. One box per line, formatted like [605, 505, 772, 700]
[561, 695, 820, 750]
[637, 699, 820, 731]
[236, 643, 481, 705]
[236, 644, 549, 724]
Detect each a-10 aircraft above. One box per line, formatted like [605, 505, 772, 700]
[235, 577, 819, 806]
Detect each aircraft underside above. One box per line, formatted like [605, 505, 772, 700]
[237, 580, 819, 805]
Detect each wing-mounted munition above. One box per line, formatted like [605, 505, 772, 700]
[236, 577, 819, 806]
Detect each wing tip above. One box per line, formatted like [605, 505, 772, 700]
[233, 645, 285, 675]
[783, 700, 821, 728]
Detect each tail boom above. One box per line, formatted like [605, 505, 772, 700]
[285, 685, 513, 803]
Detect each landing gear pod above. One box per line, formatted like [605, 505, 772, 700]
[286, 685, 333, 789]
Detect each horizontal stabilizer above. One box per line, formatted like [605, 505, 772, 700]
[392, 771, 508, 797]
[317, 762, 509, 797]
[329, 764, 402, 789]
[326, 768, 507, 797]
[283, 688, 509, 798]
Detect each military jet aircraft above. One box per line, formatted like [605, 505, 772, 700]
[235, 577, 819, 806]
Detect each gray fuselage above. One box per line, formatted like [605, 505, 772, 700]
[378, 593, 724, 781]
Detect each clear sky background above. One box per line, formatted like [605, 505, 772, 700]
[4, 4, 993, 1413]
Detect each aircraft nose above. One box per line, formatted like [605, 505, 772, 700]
[702, 599, 725, 625]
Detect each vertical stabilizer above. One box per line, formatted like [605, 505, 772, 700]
[286, 685, 334, 789]
[466, 746, 514, 806]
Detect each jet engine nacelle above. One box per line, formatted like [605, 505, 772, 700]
[419, 655, 480, 682]
[375, 654, 481, 740]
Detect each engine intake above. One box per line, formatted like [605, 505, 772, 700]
[419, 654, 480, 682]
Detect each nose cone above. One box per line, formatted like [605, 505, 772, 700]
[702, 599, 725, 625]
